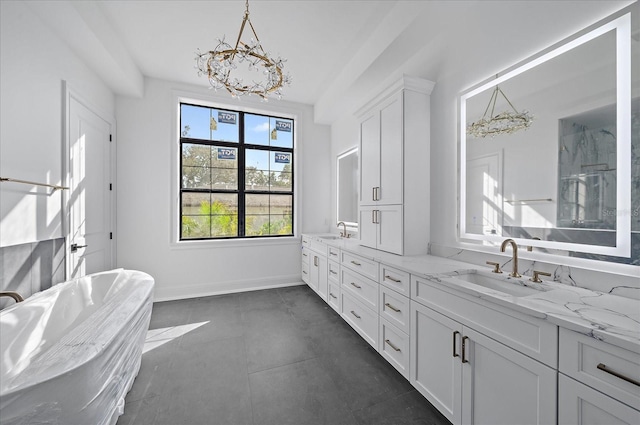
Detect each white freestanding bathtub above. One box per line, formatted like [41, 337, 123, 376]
[0, 269, 154, 425]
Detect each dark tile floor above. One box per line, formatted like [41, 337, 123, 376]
[117, 285, 451, 425]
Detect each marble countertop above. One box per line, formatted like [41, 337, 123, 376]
[304, 234, 640, 354]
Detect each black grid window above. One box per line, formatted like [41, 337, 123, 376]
[180, 103, 294, 239]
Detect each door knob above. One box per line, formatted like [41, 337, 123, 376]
[70, 243, 88, 252]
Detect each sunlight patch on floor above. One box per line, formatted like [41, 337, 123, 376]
[142, 321, 209, 354]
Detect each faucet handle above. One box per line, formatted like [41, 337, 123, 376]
[530, 270, 551, 283]
[486, 261, 502, 274]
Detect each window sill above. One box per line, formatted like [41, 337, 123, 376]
[169, 236, 301, 250]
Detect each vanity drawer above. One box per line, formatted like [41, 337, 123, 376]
[379, 318, 409, 379]
[411, 275, 558, 367]
[301, 262, 309, 284]
[301, 248, 310, 266]
[327, 281, 340, 313]
[341, 251, 378, 281]
[559, 328, 640, 409]
[341, 268, 378, 310]
[328, 260, 340, 284]
[341, 291, 378, 348]
[379, 286, 410, 334]
[302, 235, 311, 248]
[380, 264, 410, 296]
[328, 246, 340, 260]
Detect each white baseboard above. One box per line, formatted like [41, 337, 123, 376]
[152, 274, 305, 302]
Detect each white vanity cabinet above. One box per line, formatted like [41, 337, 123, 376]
[359, 204, 403, 255]
[301, 248, 310, 284]
[378, 264, 411, 378]
[357, 76, 433, 255]
[558, 328, 640, 424]
[301, 236, 328, 301]
[340, 251, 379, 348]
[359, 93, 403, 206]
[410, 277, 557, 425]
[327, 256, 341, 313]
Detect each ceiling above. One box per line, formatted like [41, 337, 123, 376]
[24, 0, 440, 123]
[23, 0, 636, 124]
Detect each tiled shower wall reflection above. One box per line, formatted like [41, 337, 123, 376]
[0, 238, 65, 309]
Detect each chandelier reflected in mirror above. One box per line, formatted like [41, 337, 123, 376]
[195, 0, 291, 101]
[467, 84, 533, 138]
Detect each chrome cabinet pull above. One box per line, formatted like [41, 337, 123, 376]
[302, 271, 307, 275]
[350, 260, 361, 266]
[461, 336, 469, 363]
[330, 270, 337, 275]
[329, 293, 337, 299]
[453, 331, 460, 358]
[372, 210, 376, 223]
[303, 253, 308, 257]
[597, 363, 640, 387]
[350, 310, 361, 319]
[330, 251, 337, 256]
[314, 256, 319, 266]
[385, 275, 401, 283]
[350, 282, 362, 289]
[375, 186, 380, 201]
[372, 187, 376, 201]
[384, 302, 401, 313]
[385, 339, 401, 352]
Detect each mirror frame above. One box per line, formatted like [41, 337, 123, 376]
[459, 13, 631, 257]
[337, 146, 359, 229]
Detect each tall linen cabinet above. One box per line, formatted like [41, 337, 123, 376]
[357, 76, 434, 255]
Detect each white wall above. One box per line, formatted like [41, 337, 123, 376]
[0, 1, 115, 247]
[116, 78, 331, 300]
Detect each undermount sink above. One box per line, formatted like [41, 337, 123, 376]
[318, 235, 342, 240]
[444, 271, 541, 297]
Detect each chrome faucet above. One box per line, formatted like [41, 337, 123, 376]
[0, 291, 24, 303]
[500, 238, 521, 277]
[337, 221, 350, 238]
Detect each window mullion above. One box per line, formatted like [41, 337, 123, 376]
[238, 112, 246, 237]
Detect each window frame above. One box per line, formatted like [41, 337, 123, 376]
[178, 101, 295, 241]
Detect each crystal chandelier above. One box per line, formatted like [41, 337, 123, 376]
[195, 0, 291, 100]
[467, 85, 533, 138]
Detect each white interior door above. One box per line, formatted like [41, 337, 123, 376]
[68, 96, 113, 278]
[466, 152, 503, 236]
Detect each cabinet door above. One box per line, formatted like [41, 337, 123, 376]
[410, 301, 463, 425]
[359, 205, 378, 249]
[558, 374, 640, 425]
[461, 327, 557, 425]
[379, 93, 403, 205]
[317, 254, 328, 301]
[360, 112, 380, 205]
[309, 254, 320, 292]
[377, 204, 403, 254]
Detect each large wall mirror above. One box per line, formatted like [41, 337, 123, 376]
[460, 10, 637, 262]
[337, 147, 358, 228]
